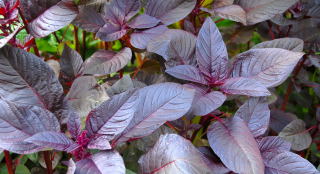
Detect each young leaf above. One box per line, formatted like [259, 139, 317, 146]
[73, 7, 105, 33]
[234, 97, 270, 137]
[127, 14, 160, 29]
[104, 0, 141, 25]
[75, 151, 125, 174]
[83, 48, 132, 75]
[86, 90, 138, 141]
[145, 0, 196, 25]
[0, 46, 64, 112]
[264, 151, 319, 174]
[252, 38, 304, 52]
[220, 77, 271, 96]
[66, 158, 76, 174]
[66, 76, 109, 118]
[28, 0, 78, 38]
[25, 131, 78, 152]
[231, 48, 305, 87]
[207, 117, 264, 174]
[279, 119, 312, 151]
[236, 0, 300, 25]
[60, 45, 83, 82]
[67, 111, 82, 139]
[196, 18, 229, 80]
[114, 83, 195, 143]
[96, 22, 127, 42]
[138, 134, 212, 173]
[165, 65, 208, 85]
[0, 26, 20, 48]
[130, 25, 168, 49]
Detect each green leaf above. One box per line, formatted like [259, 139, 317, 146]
[15, 165, 31, 174]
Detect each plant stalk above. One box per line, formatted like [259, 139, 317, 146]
[43, 151, 53, 174]
[4, 150, 14, 174]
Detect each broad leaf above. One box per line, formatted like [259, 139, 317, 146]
[20, 0, 60, 21]
[83, 48, 132, 75]
[0, 100, 60, 154]
[87, 135, 112, 150]
[66, 76, 109, 118]
[139, 134, 212, 173]
[73, 7, 105, 33]
[145, 0, 196, 25]
[28, 0, 78, 38]
[279, 119, 312, 151]
[234, 97, 270, 137]
[270, 109, 298, 133]
[25, 131, 78, 152]
[86, 90, 138, 141]
[130, 25, 168, 49]
[0, 46, 64, 113]
[213, 5, 247, 25]
[196, 18, 228, 81]
[104, 0, 140, 25]
[236, 0, 299, 25]
[264, 151, 319, 174]
[258, 136, 291, 160]
[192, 91, 226, 116]
[147, 29, 197, 67]
[60, 45, 83, 82]
[75, 151, 125, 174]
[128, 14, 160, 29]
[207, 117, 264, 174]
[96, 23, 127, 42]
[220, 77, 271, 96]
[231, 48, 305, 87]
[106, 75, 146, 97]
[252, 38, 304, 52]
[165, 65, 208, 85]
[213, 0, 234, 8]
[114, 83, 195, 143]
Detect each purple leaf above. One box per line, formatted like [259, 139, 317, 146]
[165, 65, 208, 85]
[258, 136, 291, 160]
[183, 19, 196, 34]
[147, 29, 197, 67]
[270, 109, 298, 133]
[196, 18, 229, 81]
[128, 14, 160, 29]
[0, 46, 64, 113]
[20, 0, 60, 21]
[96, 22, 127, 42]
[66, 158, 76, 174]
[75, 151, 125, 174]
[60, 45, 83, 82]
[66, 76, 109, 118]
[207, 117, 265, 174]
[279, 119, 312, 151]
[220, 77, 271, 96]
[106, 75, 146, 97]
[114, 83, 195, 143]
[104, 0, 141, 25]
[264, 151, 319, 174]
[145, 0, 196, 25]
[234, 97, 270, 137]
[67, 111, 82, 139]
[130, 25, 168, 49]
[213, 0, 234, 8]
[236, 0, 300, 25]
[252, 38, 304, 52]
[28, 0, 78, 38]
[86, 90, 138, 141]
[87, 135, 112, 150]
[192, 91, 226, 116]
[73, 7, 105, 33]
[83, 48, 132, 75]
[231, 48, 305, 87]
[213, 5, 247, 25]
[139, 134, 212, 173]
[0, 100, 60, 154]
[25, 131, 79, 152]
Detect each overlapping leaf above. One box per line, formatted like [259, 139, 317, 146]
[139, 134, 212, 174]
[208, 117, 264, 174]
[60, 45, 83, 82]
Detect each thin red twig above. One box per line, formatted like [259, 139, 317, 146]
[4, 150, 14, 174]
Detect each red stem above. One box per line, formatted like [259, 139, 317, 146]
[74, 26, 80, 53]
[43, 151, 53, 174]
[267, 21, 275, 40]
[82, 30, 87, 58]
[4, 150, 14, 174]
